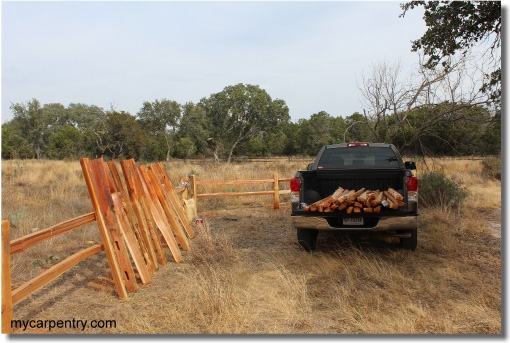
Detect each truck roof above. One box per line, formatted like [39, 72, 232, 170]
[323, 142, 395, 149]
[308, 142, 404, 171]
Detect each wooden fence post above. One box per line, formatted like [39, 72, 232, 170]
[273, 172, 280, 210]
[191, 174, 198, 212]
[2, 220, 13, 334]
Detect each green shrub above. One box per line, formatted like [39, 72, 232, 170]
[419, 171, 468, 210]
[481, 156, 501, 180]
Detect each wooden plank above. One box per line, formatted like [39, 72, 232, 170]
[196, 178, 290, 187]
[273, 172, 280, 209]
[148, 166, 186, 237]
[113, 160, 159, 272]
[190, 174, 198, 212]
[197, 190, 275, 198]
[10, 212, 96, 255]
[90, 159, 139, 292]
[81, 158, 131, 297]
[142, 166, 189, 251]
[152, 163, 195, 239]
[196, 179, 273, 185]
[121, 159, 167, 266]
[107, 161, 157, 275]
[135, 164, 184, 261]
[110, 193, 152, 285]
[133, 196, 164, 268]
[12, 244, 104, 306]
[2, 221, 13, 334]
[150, 164, 192, 240]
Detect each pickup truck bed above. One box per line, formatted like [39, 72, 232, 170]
[290, 142, 418, 251]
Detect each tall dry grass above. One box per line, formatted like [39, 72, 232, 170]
[1, 157, 501, 334]
[415, 157, 501, 213]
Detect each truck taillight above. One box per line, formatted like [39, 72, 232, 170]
[290, 177, 300, 192]
[347, 142, 369, 147]
[407, 176, 418, 191]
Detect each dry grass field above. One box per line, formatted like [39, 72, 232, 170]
[1, 157, 501, 334]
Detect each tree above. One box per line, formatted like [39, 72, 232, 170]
[343, 112, 373, 143]
[178, 102, 209, 157]
[479, 111, 501, 155]
[400, 1, 501, 106]
[66, 103, 106, 131]
[281, 122, 302, 156]
[265, 131, 288, 156]
[96, 111, 145, 160]
[174, 137, 197, 159]
[42, 103, 68, 127]
[357, 57, 492, 153]
[1, 123, 33, 159]
[245, 136, 266, 156]
[296, 112, 347, 155]
[49, 125, 84, 160]
[137, 99, 181, 162]
[391, 104, 494, 156]
[9, 99, 52, 159]
[199, 84, 290, 163]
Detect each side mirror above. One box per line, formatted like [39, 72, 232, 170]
[307, 163, 314, 171]
[405, 161, 417, 170]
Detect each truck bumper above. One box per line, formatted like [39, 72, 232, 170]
[291, 215, 417, 231]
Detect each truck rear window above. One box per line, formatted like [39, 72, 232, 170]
[317, 147, 400, 169]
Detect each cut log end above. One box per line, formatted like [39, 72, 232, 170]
[303, 187, 405, 213]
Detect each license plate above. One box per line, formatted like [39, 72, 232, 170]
[343, 217, 364, 225]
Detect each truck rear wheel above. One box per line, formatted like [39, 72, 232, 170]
[399, 229, 417, 250]
[297, 229, 319, 251]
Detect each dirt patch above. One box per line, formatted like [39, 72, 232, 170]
[11, 204, 501, 334]
[486, 208, 501, 239]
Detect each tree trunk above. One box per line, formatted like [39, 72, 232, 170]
[227, 130, 245, 163]
[35, 147, 41, 160]
[166, 148, 171, 163]
[226, 139, 241, 164]
[165, 134, 172, 163]
[213, 146, 220, 164]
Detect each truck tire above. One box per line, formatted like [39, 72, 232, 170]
[297, 229, 319, 251]
[399, 229, 417, 250]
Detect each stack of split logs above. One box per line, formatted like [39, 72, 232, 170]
[303, 187, 405, 213]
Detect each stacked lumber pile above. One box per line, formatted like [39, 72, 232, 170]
[302, 187, 404, 213]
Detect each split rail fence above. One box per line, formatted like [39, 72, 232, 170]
[1, 158, 194, 334]
[188, 173, 292, 211]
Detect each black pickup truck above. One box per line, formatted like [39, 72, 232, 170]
[290, 142, 418, 251]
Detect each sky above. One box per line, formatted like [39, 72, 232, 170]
[1, 1, 430, 124]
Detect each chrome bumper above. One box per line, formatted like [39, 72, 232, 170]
[291, 215, 417, 231]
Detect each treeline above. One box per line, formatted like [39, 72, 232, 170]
[1, 83, 500, 162]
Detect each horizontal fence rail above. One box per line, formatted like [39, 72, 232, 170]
[2, 158, 195, 334]
[10, 212, 96, 255]
[2, 217, 102, 333]
[177, 157, 314, 164]
[189, 173, 292, 211]
[12, 244, 105, 306]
